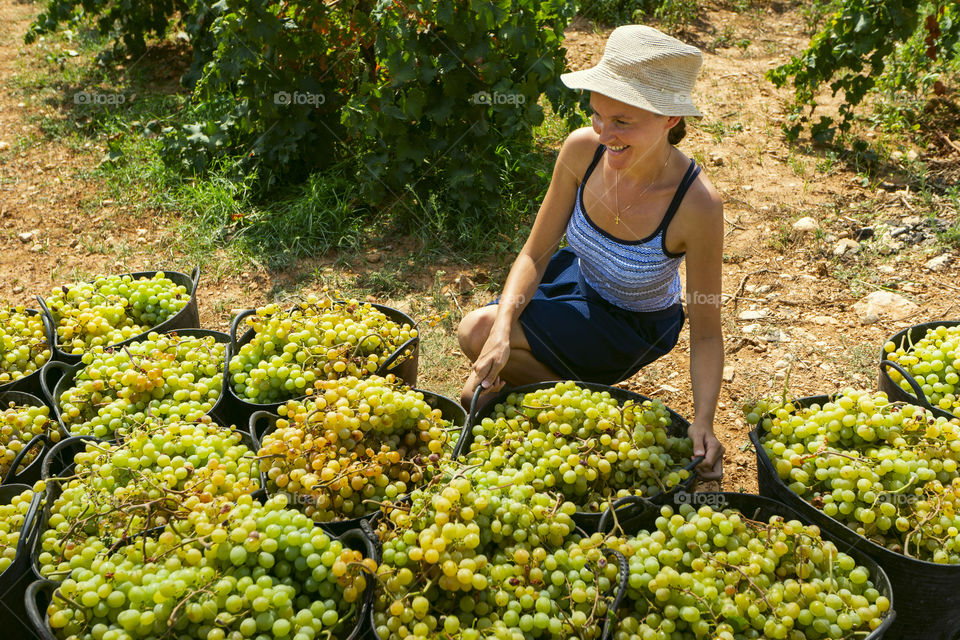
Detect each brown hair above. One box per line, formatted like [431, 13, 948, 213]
[668, 117, 686, 145]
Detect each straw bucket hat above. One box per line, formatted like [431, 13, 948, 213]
[561, 25, 703, 117]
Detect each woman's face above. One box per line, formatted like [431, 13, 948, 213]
[589, 92, 678, 170]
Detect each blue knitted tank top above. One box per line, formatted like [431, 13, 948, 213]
[565, 145, 700, 312]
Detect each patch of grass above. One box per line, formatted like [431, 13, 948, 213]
[694, 118, 743, 144]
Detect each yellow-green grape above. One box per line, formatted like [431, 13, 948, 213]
[755, 388, 960, 563]
[0, 402, 59, 478]
[260, 375, 455, 522]
[57, 331, 224, 438]
[884, 324, 960, 418]
[462, 380, 694, 512]
[372, 464, 613, 640]
[607, 503, 889, 640]
[36, 418, 260, 579]
[44, 494, 374, 640]
[228, 294, 418, 404]
[46, 272, 190, 354]
[0, 488, 35, 575]
[0, 306, 51, 383]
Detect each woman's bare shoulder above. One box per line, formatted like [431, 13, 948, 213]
[554, 127, 602, 185]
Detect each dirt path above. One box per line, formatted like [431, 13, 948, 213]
[1, 0, 957, 493]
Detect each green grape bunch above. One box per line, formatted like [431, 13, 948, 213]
[463, 381, 694, 513]
[259, 375, 458, 523]
[44, 494, 376, 640]
[228, 294, 417, 404]
[603, 502, 890, 640]
[0, 306, 52, 383]
[57, 332, 225, 439]
[884, 324, 960, 418]
[37, 418, 260, 580]
[45, 272, 191, 355]
[0, 487, 36, 576]
[372, 464, 617, 640]
[752, 389, 960, 563]
[0, 401, 60, 478]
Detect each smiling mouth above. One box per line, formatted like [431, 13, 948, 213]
[608, 145, 629, 152]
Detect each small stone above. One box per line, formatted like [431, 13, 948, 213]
[722, 365, 735, 382]
[365, 295, 377, 303]
[742, 323, 761, 334]
[877, 265, 895, 274]
[738, 309, 768, 321]
[906, 149, 918, 161]
[774, 359, 789, 370]
[30, 243, 42, 253]
[0, 141, 9, 151]
[68, 238, 79, 248]
[137, 228, 148, 237]
[861, 313, 880, 325]
[902, 216, 921, 226]
[925, 254, 951, 271]
[853, 290, 920, 322]
[743, 185, 753, 191]
[12, 285, 23, 294]
[710, 152, 724, 166]
[833, 238, 860, 256]
[658, 384, 680, 393]
[823, 233, 838, 243]
[755, 284, 772, 294]
[890, 150, 904, 161]
[792, 216, 818, 233]
[366, 250, 382, 263]
[17, 231, 34, 243]
[455, 275, 475, 294]
[809, 315, 838, 326]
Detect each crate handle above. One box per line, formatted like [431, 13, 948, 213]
[880, 359, 932, 410]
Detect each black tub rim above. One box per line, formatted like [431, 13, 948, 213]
[224, 300, 421, 413]
[457, 380, 701, 527]
[37, 267, 201, 364]
[40, 328, 230, 439]
[751, 392, 960, 571]
[598, 491, 897, 640]
[878, 320, 960, 420]
[249, 388, 466, 535]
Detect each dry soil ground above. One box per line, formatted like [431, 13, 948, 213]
[1, 0, 958, 494]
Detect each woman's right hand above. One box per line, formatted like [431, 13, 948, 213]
[472, 333, 511, 391]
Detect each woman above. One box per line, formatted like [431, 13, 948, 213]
[457, 25, 725, 480]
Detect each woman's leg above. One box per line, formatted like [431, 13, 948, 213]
[458, 305, 559, 407]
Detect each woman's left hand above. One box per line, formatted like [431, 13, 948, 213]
[687, 418, 725, 481]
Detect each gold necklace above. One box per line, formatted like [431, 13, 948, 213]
[612, 151, 671, 225]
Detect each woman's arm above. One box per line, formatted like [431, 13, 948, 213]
[471, 128, 597, 389]
[673, 178, 726, 481]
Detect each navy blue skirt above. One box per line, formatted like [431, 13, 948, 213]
[505, 248, 684, 385]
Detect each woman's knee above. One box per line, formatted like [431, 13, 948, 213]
[457, 306, 497, 359]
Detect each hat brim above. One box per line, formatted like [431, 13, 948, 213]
[561, 67, 703, 118]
